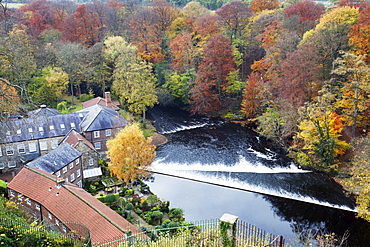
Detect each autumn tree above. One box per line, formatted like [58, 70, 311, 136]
[0, 78, 20, 118]
[331, 52, 370, 137]
[250, 0, 280, 13]
[216, 1, 252, 42]
[104, 36, 158, 119]
[240, 72, 262, 120]
[189, 34, 235, 116]
[107, 123, 156, 184]
[28, 66, 69, 107]
[349, 5, 370, 63]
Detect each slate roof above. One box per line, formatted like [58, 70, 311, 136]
[27, 144, 82, 174]
[7, 167, 142, 243]
[76, 104, 128, 132]
[28, 105, 60, 118]
[0, 112, 85, 144]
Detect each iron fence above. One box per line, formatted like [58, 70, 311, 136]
[95, 218, 284, 247]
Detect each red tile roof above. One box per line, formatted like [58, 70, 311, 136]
[7, 167, 143, 244]
[82, 97, 120, 111]
[60, 129, 96, 150]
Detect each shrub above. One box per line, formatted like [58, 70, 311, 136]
[105, 194, 117, 206]
[125, 189, 134, 197]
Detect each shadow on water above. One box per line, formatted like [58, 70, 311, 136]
[147, 106, 370, 245]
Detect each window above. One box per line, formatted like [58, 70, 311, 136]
[70, 173, 75, 182]
[94, 142, 101, 150]
[55, 171, 61, 177]
[6, 131, 10, 137]
[0, 163, 4, 169]
[18, 194, 23, 201]
[60, 124, 65, 130]
[26, 198, 32, 206]
[6, 146, 14, 155]
[8, 161, 16, 168]
[77, 169, 81, 178]
[70, 122, 75, 128]
[55, 218, 59, 226]
[40, 141, 47, 151]
[35, 202, 40, 210]
[69, 163, 73, 169]
[29, 142, 37, 153]
[94, 131, 100, 138]
[77, 181, 82, 187]
[62, 167, 67, 173]
[106, 129, 111, 137]
[16, 129, 21, 136]
[89, 158, 94, 166]
[48, 211, 52, 220]
[50, 125, 54, 131]
[17, 144, 25, 154]
[75, 159, 79, 165]
[9, 190, 14, 197]
[0, 148, 2, 156]
[38, 126, 44, 132]
[65, 177, 68, 183]
[51, 139, 58, 150]
[79, 113, 84, 118]
[28, 127, 33, 133]
[62, 225, 66, 233]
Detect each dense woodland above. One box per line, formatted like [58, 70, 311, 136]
[0, 0, 369, 220]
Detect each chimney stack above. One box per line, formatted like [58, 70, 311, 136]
[105, 92, 112, 107]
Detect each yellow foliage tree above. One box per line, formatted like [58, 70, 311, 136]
[0, 78, 20, 114]
[106, 123, 156, 184]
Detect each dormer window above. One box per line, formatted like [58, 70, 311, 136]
[79, 113, 84, 118]
[28, 127, 33, 133]
[50, 125, 54, 131]
[17, 144, 25, 154]
[60, 124, 65, 130]
[6, 146, 14, 155]
[39, 127, 44, 132]
[16, 129, 21, 136]
[29, 142, 37, 153]
[71, 123, 75, 128]
[6, 131, 10, 137]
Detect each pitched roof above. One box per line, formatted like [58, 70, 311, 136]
[27, 144, 82, 174]
[7, 167, 142, 243]
[82, 97, 120, 111]
[28, 105, 60, 118]
[76, 105, 128, 132]
[59, 129, 96, 151]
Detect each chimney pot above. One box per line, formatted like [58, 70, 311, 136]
[105, 92, 112, 107]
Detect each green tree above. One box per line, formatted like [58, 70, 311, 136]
[29, 66, 69, 107]
[168, 208, 184, 221]
[107, 123, 156, 184]
[105, 194, 117, 206]
[146, 194, 159, 206]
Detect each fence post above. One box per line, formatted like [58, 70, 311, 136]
[220, 213, 238, 247]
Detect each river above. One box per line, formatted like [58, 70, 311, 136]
[146, 107, 370, 245]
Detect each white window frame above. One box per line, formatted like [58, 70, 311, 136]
[94, 131, 100, 138]
[105, 129, 111, 137]
[89, 158, 93, 166]
[48, 211, 52, 220]
[70, 122, 75, 128]
[77, 181, 82, 187]
[0, 147, 2, 156]
[40, 141, 47, 151]
[38, 126, 44, 132]
[29, 142, 37, 153]
[28, 127, 33, 133]
[56, 171, 61, 177]
[77, 169, 81, 178]
[0, 163, 4, 169]
[69, 163, 73, 169]
[50, 125, 54, 131]
[60, 124, 65, 129]
[94, 142, 101, 150]
[62, 225, 67, 232]
[9, 190, 15, 197]
[65, 177, 68, 183]
[62, 167, 67, 173]
[6, 146, 14, 155]
[70, 173, 75, 182]
[18, 194, 23, 201]
[8, 161, 16, 168]
[16, 129, 21, 136]
[75, 159, 79, 165]
[26, 198, 32, 206]
[17, 144, 25, 154]
[35, 202, 40, 210]
[51, 139, 58, 150]
[55, 218, 59, 226]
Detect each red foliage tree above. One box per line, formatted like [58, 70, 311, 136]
[350, 5, 370, 63]
[216, 1, 252, 42]
[338, 0, 369, 11]
[241, 72, 262, 120]
[170, 31, 199, 73]
[189, 34, 235, 116]
[284, 0, 325, 36]
[193, 14, 221, 44]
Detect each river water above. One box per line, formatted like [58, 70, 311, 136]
[146, 107, 370, 245]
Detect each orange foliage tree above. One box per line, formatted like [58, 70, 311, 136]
[349, 5, 370, 63]
[250, 0, 280, 13]
[189, 34, 235, 116]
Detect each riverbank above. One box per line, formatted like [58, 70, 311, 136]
[151, 132, 168, 146]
